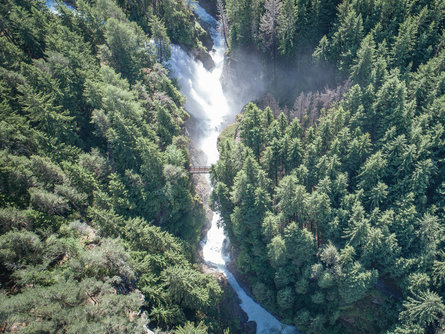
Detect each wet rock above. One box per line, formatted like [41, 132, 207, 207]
[244, 321, 258, 334]
[63, 0, 75, 7]
[217, 273, 253, 334]
[193, 48, 215, 71]
[221, 48, 266, 104]
[197, 21, 214, 51]
[183, 45, 215, 71]
[198, 0, 218, 18]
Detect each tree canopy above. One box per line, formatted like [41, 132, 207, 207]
[212, 1, 444, 331]
[0, 0, 229, 332]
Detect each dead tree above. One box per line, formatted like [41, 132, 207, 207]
[217, 0, 230, 47]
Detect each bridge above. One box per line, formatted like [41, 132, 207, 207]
[189, 166, 211, 174]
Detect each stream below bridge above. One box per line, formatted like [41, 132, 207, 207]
[168, 2, 297, 333]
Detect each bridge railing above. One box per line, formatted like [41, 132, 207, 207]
[189, 166, 211, 174]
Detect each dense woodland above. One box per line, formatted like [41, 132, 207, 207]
[1, 0, 444, 333]
[211, 0, 445, 333]
[0, 0, 234, 333]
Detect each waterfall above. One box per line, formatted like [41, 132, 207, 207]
[169, 3, 297, 334]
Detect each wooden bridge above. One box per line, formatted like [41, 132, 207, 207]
[189, 166, 211, 174]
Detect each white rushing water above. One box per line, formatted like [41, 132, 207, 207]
[169, 3, 297, 334]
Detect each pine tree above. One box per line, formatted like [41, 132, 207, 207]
[400, 290, 444, 327]
[149, 16, 171, 63]
[277, 0, 296, 56]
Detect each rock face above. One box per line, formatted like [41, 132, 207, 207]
[245, 321, 258, 334]
[215, 270, 256, 334]
[198, 0, 218, 18]
[197, 20, 214, 51]
[192, 47, 215, 71]
[180, 44, 215, 71]
[221, 48, 266, 105]
[185, 1, 216, 71]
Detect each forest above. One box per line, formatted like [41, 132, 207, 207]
[211, 0, 445, 333]
[0, 0, 234, 333]
[0, 0, 444, 333]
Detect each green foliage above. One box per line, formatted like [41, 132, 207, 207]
[0, 278, 147, 333]
[0, 0, 217, 332]
[212, 20, 445, 330]
[400, 290, 445, 327]
[175, 321, 209, 334]
[224, 0, 342, 55]
[100, 18, 154, 83]
[2, 0, 445, 333]
[149, 16, 171, 63]
[277, 0, 297, 56]
[225, 0, 256, 48]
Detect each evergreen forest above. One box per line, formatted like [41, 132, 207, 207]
[0, 0, 444, 333]
[0, 0, 229, 333]
[212, 0, 445, 333]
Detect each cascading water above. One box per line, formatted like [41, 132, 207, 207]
[169, 3, 297, 334]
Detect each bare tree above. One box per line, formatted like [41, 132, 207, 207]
[260, 0, 282, 81]
[217, 0, 230, 47]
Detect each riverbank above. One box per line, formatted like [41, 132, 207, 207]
[191, 179, 255, 333]
[175, 2, 297, 332]
[188, 140, 253, 334]
[226, 249, 296, 328]
[197, 0, 218, 18]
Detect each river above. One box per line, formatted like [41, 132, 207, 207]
[169, 3, 297, 334]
